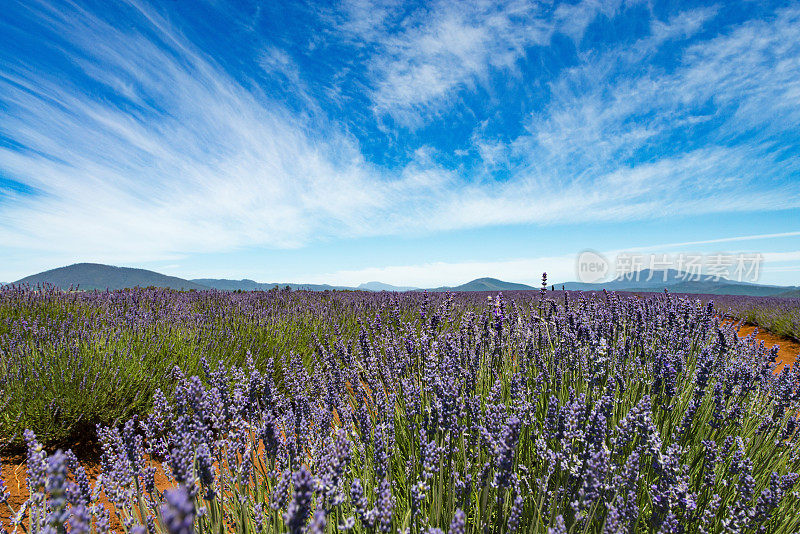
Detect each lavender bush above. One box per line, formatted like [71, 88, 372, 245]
[2, 285, 800, 532]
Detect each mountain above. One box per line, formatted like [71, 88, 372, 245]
[194, 277, 532, 292]
[13, 263, 208, 290]
[650, 280, 794, 296]
[9, 265, 540, 293]
[278, 283, 354, 291]
[12, 264, 794, 297]
[431, 277, 536, 292]
[559, 269, 797, 297]
[192, 278, 276, 291]
[357, 281, 420, 292]
[563, 269, 696, 291]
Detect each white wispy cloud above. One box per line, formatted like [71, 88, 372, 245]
[0, 0, 389, 261]
[637, 232, 800, 251]
[362, 0, 551, 125]
[553, 0, 632, 41]
[360, 0, 651, 125]
[761, 251, 800, 264]
[1, 1, 799, 276]
[510, 5, 800, 173]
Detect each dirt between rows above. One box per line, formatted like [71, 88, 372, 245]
[2, 325, 800, 532]
[1, 446, 174, 531]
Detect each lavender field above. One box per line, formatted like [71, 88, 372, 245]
[2, 285, 800, 533]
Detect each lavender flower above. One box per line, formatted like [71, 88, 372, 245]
[507, 494, 524, 532]
[492, 416, 521, 489]
[284, 466, 315, 534]
[307, 508, 327, 534]
[544, 396, 560, 441]
[160, 487, 195, 534]
[411, 480, 427, 520]
[68, 505, 91, 534]
[252, 503, 266, 533]
[350, 478, 375, 528]
[95, 503, 111, 534]
[374, 422, 389, 480]
[548, 515, 567, 534]
[45, 450, 70, 529]
[195, 442, 216, 499]
[24, 429, 47, 493]
[753, 472, 783, 524]
[700, 440, 718, 487]
[0, 458, 9, 505]
[422, 433, 440, 480]
[271, 469, 291, 511]
[449, 509, 466, 534]
[698, 494, 721, 534]
[376, 478, 394, 532]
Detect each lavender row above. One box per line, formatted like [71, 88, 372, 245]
[707, 294, 800, 342]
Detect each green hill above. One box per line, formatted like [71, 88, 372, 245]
[14, 263, 208, 291]
[431, 277, 536, 292]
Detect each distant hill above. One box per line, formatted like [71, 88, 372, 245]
[194, 278, 353, 291]
[431, 277, 536, 292]
[563, 269, 711, 291]
[560, 269, 797, 297]
[196, 278, 524, 292]
[358, 281, 420, 292]
[279, 283, 353, 291]
[9, 264, 796, 297]
[563, 269, 671, 290]
[10, 265, 357, 292]
[192, 278, 277, 291]
[13, 263, 209, 291]
[9, 266, 540, 294]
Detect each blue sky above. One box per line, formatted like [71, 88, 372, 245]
[1, 0, 799, 287]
